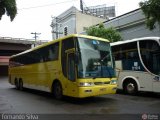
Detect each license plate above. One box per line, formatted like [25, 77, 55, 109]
[100, 88, 106, 91]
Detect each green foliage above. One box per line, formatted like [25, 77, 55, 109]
[139, 0, 160, 30]
[0, 0, 17, 21]
[86, 23, 122, 42]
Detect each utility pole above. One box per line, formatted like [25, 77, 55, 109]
[31, 32, 41, 41]
[31, 32, 41, 47]
[55, 17, 58, 39]
[51, 16, 63, 40]
[80, 0, 84, 13]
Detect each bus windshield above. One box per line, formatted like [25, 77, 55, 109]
[140, 40, 160, 76]
[77, 37, 115, 78]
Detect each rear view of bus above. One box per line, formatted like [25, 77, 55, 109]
[111, 37, 160, 94]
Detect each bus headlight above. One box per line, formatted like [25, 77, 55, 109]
[79, 82, 94, 87]
[110, 80, 117, 85]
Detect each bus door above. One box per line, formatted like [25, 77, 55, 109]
[152, 53, 160, 92]
[66, 51, 77, 96]
[139, 39, 160, 92]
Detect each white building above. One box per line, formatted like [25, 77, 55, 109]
[51, 6, 107, 40]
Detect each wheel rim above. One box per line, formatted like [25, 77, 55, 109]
[55, 85, 61, 96]
[54, 82, 62, 99]
[127, 83, 135, 93]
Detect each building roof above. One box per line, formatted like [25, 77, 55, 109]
[103, 8, 141, 24]
[56, 6, 106, 22]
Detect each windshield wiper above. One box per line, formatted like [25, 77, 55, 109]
[101, 54, 109, 63]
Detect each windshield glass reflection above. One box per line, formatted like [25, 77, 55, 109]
[77, 37, 115, 78]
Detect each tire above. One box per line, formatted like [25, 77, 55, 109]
[15, 79, 19, 90]
[53, 82, 63, 100]
[19, 79, 23, 91]
[124, 80, 138, 95]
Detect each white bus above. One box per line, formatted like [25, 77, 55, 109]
[111, 37, 160, 94]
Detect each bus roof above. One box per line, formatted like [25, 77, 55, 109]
[10, 34, 110, 58]
[111, 37, 160, 46]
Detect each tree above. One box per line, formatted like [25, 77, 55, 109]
[86, 23, 122, 42]
[139, 0, 160, 30]
[0, 0, 17, 21]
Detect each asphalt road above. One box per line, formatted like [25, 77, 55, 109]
[0, 76, 160, 120]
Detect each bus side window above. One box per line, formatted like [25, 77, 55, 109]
[41, 42, 59, 62]
[48, 42, 59, 61]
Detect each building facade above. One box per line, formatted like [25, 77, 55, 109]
[51, 6, 106, 40]
[103, 8, 160, 40]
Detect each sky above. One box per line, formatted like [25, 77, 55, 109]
[0, 0, 142, 41]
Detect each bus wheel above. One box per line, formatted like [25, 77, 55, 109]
[53, 81, 63, 100]
[15, 79, 19, 90]
[19, 79, 23, 91]
[124, 80, 137, 95]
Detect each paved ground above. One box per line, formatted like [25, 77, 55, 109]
[0, 76, 160, 119]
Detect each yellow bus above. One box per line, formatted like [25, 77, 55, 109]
[9, 34, 117, 99]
